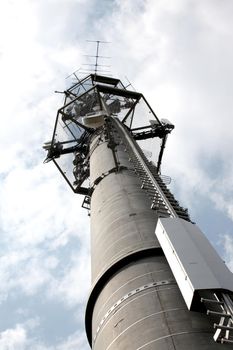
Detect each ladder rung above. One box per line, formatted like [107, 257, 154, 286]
[221, 338, 233, 344]
[166, 196, 176, 200]
[141, 184, 152, 189]
[177, 215, 190, 220]
[146, 189, 157, 194]
[145, 187, 156, 192]
[175, 210, 187, 215]
[175, 208, 188, 213]
[201, 298, 223, 305]
[207, 310, 231, 317]
[141, 180, 151, 184]
[151, 202, 165, 207]
[151, 205, 159, 210]
[214, 324, 233, 331]
[158, 214, 171, 218]
[152, 196, 167, 202]
[157, 207, 170, 213]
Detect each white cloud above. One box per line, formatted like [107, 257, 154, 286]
[0, 321, 89, 350]
[48, 249, 90, 307]
[221, 234, 233, 272]
[55, 330, 89, 350]
[0, 249, 56, 299]
[0, 324, 27, 350]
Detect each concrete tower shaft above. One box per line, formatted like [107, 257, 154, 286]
[43, 73, 233, 348]
[85, 117, 229, 350]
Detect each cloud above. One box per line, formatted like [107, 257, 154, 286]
[47, 248, 91, 307]
[0, 318, 39, 350]
[55, 330, 89, 350]
[0, 248, 57, 301]
[0, 0, 232, 349]
[0, 322, 89, 350]
[221, 234, 233, 272]
[0, 324, 27, 350]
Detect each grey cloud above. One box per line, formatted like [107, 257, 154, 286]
[0, 1, 232, 349]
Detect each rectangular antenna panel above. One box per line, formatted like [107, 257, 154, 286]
[155, 218, 233, 309]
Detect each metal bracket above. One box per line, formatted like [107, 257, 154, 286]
[82, 195, 91, 211]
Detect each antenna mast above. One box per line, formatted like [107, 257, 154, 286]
[84, 40, 111, 75]
[44, 61, 233, 349]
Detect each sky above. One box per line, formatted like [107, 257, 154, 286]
[0, 0, 233, 349]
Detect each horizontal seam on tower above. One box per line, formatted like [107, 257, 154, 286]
[93, 284, 179, 345]
[136, 330, 215, 350]
[103, 307, 186, 350]
[94, 286, 178, 344]
[94, 268, 170, 319]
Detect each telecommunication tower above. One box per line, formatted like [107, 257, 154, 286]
[44, 62, 233, 349]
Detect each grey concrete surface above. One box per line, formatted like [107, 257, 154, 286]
[86, 121, 229, 349]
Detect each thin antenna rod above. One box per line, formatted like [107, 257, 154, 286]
[83, 55, 111, 59]
[65, 68, 81, 80]
[86, 40, 111, 75]
[125, 76, 136, 91]
[95, 41, 100, 74]
[82, 64, 111, 67]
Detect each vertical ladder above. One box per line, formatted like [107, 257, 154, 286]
[113, 118, 191, 222]
[201, 292, 233, 344]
